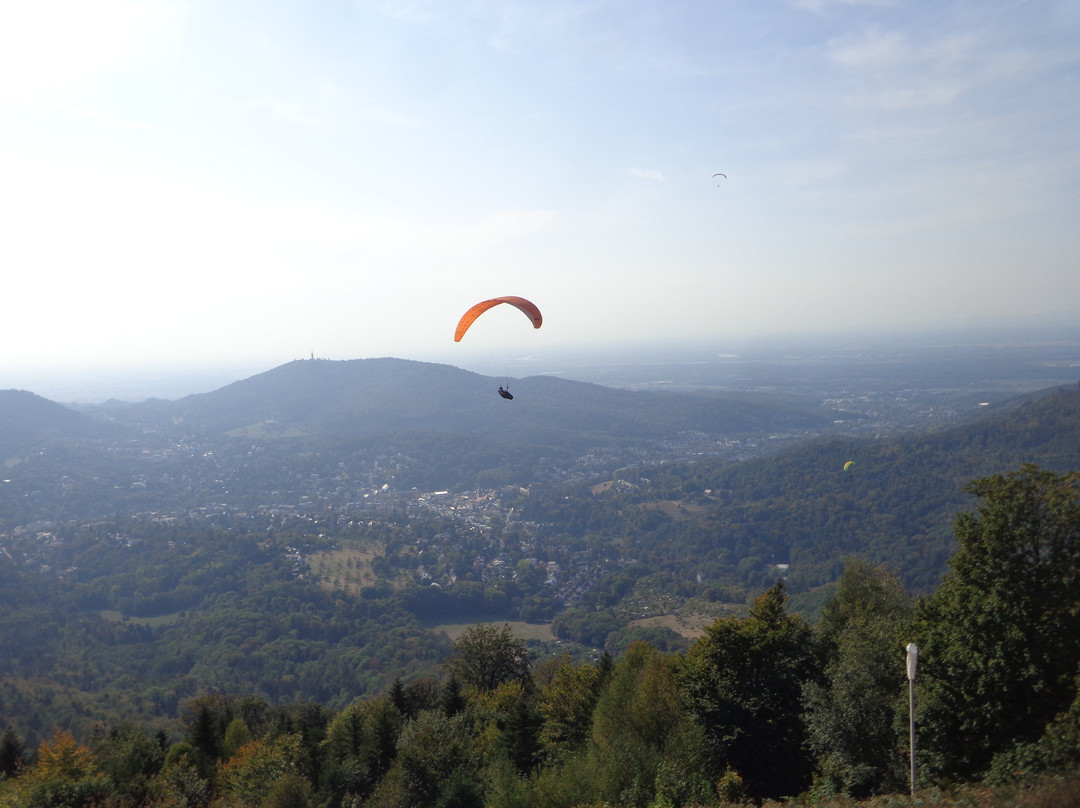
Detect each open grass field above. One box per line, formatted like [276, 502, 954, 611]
[430, 620, 557, 643]
[308, 546, 384, 595]
[631, 612, 714, 639]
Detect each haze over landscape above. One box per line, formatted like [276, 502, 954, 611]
[2, 0, 1079, 394]
[5, 4, 1080, 805]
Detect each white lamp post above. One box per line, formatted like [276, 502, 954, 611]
[906, 643, 918, 795]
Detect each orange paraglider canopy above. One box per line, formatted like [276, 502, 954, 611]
[454, 296, 543, 342]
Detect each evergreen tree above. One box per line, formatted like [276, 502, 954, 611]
[367, 710, 480, 808]
[0, 726, 24, 780]
[321, 698, 401, 807]
[440, 674, 467, 717]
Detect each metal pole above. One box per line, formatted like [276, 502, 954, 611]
[908, 676, 916, 794]
[906, 643, 918, 795]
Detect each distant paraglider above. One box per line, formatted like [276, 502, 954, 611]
[454, 296, 542, 342]
[712, 173, 727, 184]
[843, 460, 855, 471]
[498, 386, 514, 400]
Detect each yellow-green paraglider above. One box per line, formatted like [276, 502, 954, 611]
[843, 460, 855, 472]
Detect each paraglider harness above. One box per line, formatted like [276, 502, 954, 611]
[498, 386, 513, 400]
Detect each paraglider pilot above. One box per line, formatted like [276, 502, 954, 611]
[498, 386, 514, 400]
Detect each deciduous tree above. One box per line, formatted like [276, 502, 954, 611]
[678, 581, 816, 800]
[443, 623, 533, 694]
[803, 558, 913, 797]
[914, 464, 1080, 781]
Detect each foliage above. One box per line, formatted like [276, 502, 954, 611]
[803, 559, 914, 797]
[985, 669, 1080, 785]
[216, 733, 305, 807]
[366, 710, 480, 808]
[0, 727, 24, 781]
[914, 465, 1080, 781]
[536, 655, 609, 763]
[678, 581, 817, 800]
[0, 730, 107, 808]
[443, 623, 534, 694]
[4, 519, 1080, 807]
[584, 642, 702, 807]
[320, 696, 401, 806]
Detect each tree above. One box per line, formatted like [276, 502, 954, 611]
[1, 730, 107, 808]
[473, 680, 542, 776]
[443, 623, 533, 694]
[146, 758, 210, 808]
[264, 770, 316, 808]
[216, 734, 306, 807]
[222, 717, 253, 763]
[914, 465, 1080, 781]
[986, 667, 1080, 784]
[610, 642, 712, 807]
[581, 641, 711, 808]
[321, 697, 401, 806]
[92, 721, 166, 806]
[537, 658, 607, 763]
[678, 581, 817, 800]
[0, 726, 24, 780]
[802, 558, 913, 797]
[366, 711, 480, 808]
[182, 694, 233, 779]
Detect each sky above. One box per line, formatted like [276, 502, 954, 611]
[2, 0, 1079, 395]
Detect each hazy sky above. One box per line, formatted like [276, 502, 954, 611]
[2, 0, 1078, 381]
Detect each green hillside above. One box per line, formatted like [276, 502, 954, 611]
[1, 377, 1078, 753]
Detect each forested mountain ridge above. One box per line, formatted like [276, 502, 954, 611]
[0, 357, 852, 522]
[0, 389, 128, 453]
[92, 357, 845, 446]
[582, 380, 1080, 599]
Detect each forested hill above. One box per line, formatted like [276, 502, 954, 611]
[0, 357, 861, 525]
[0, 389, 126, 452]
[95, 357, 845, 447]
[589, 381, 1080, 598]
[0, 367, 1077, 749]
